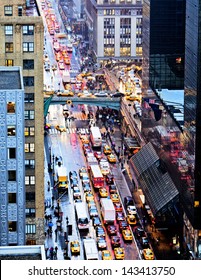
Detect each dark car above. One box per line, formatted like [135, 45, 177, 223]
[119, 221, 129, 232]
[111, 235, 121, 248]
[97, 237, 107, 250]
[124, 196, 134, 208]
[70, 178, 79, 188]
[82, 182, 91, 193]
[134, 226, 146, 239]
[96, 226, 106, 237]
[140, 237, 150, 249]
[116, 212, 125, 223]
[107, 225, 117, 236]
[110, 92, 124, 98]
[92, 216, 101, 227]
[69, 170, 78, 181]
[105, 174, 114, 185]
[109, 184, 117, 194]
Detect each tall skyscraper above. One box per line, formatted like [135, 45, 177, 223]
[0, 67, 25, 246]
[0, 0, 44, 245]
[85, 0, 143, 63]
[142, 0, 201, 258]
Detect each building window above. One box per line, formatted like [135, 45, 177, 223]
[23, 25, 34, 35]
[26, 192, 35, 201]
[25, 176, 35, 185]
[25, 159, 35, 169]
[5, 59, 14, 66]
[18, 6, 23, 16]
[4, 6, 13, 16]
[23, 59, 34, 70]
[8, 170, 16, 181]
[23, 42, 34, 52]
[25, 143, 35, 153]
[8, 148, 16, 159]
[5, 25, 13, 35]
[25, 208, 36, 218]
[7, 102, 15, 113]
[25, 110, 35, 120]
[26, 224, 36, 234]
[9, 221, 17, 232]
[5, 43, 13, 53]
[8, 193, 16, 203]
[24, 127, 35, 136]
[25, 93, 34, 103]
[7, 126, 16, 136]
[23, 76, 34, 86]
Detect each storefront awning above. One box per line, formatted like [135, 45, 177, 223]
[129, 142, 179, 215]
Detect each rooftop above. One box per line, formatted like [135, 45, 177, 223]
[0, 68, 22, 90]
[0, 245, 46, 260]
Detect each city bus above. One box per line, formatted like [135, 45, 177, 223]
[90, 164, 104, 189]
[90, 126, 102, 148]
[75, 202, 90, 230]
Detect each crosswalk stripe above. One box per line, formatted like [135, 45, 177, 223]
[48, 127, 89, 135]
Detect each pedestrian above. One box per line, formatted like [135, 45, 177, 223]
[45, 214, 48, 224]
[49, 247, 54, 260]
[47, 228, 50, 237]
[52, 195, 54, 205]
[45, 247, 48, 259]
[55, 228, 58, 242]
[55, 246, 58, 257]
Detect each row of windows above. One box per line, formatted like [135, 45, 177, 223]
[6, 126, 35, 136]
[5, 42, 34, 53]
[7, 143, 35, 155]
[5, 25, 34, 35]
[7, 171, 35, 184]
[4, 5, 23, 17]
[7, 102, 35, 114]
[8, 221, 36, 234]
[7, 103, 35, 118]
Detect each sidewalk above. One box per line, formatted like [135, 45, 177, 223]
[44, 149, 65, 260]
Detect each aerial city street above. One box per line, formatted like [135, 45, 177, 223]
[0, 0, 201, 261]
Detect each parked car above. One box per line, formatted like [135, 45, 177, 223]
[124, 196, 134, 208]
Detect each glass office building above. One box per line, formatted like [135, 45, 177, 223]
[141, 0, 201, 258]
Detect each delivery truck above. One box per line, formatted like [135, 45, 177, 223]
[83, 238, 99, 260]
[55, 166, 68, 193]
[100, 198, 115, 224]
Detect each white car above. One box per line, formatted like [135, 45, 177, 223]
[127, 205, 137, 215]
[94, 91, 108, 97]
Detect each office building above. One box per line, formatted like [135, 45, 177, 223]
[140, 0, 201, 258]
[85, 0, 143, 63]
[0, 67, 25, 246]
[0, 0, 44, 245]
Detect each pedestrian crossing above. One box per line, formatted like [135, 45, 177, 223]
[49, 127, 89, 135]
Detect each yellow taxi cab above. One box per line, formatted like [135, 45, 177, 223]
[57, 90, 74, 97]
[107, 153, 117, 163]
[122, 229, 133, 241]
[99, 187, 108, 198]
[65, 84, 72, 90]
[114, 247, 125, 260]
[126, 94, 140, 101]
[142, 248, 155, 260]
[110, 193, 120, 203]
[127, 214, 137, 225]
[64, 57, 71, 65]
[81, 135, 90, 144]
[102, 250, 112, 260]
[70, 240, 80, 254]
[55, 125, 66, 132]
[103, 145, 112, 155]
[85, 192, 94, 203]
